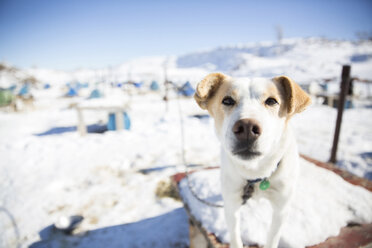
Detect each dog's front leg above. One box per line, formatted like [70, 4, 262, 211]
[265, 191, 292, 248]
[221, 169, 245, 248]
[266, 207, 287, 248]
[223, 192, 243, 248]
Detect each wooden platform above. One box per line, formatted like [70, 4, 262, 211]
[71, 102, 129, 136]
[172, 155, 372, 248]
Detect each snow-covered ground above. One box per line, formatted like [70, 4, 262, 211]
[1, 38, 372, 247]
[1, 89, 372, 247]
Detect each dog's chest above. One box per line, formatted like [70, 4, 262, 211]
[242, 181, 255, 204]
[241, 177, 273, 204]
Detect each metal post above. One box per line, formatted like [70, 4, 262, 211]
[329, 65, 351, 163]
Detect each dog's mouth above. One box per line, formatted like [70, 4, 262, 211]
[232, 142, 262, 160]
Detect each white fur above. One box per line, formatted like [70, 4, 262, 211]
[215, 78, 299, 248]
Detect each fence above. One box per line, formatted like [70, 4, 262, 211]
[329, 65, 371, 163]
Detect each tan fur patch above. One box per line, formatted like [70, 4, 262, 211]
[262, 83, 287, 117]
[273, 76, 311, 117]
[205, 79, 234, 133]
[194, 73, 228, 109]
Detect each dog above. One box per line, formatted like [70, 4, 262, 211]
[194, 73, 311, 248]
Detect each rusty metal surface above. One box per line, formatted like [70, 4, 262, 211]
[308, 224, 372, 248]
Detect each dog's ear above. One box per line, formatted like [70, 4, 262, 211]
[194, 73, 227, 109]
[273, 76, 311, 115]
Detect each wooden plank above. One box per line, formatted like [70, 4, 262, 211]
[189, 220, 209, 248]
[76, 107, 87, 136]
[72, 104, 128, 135]
[76, 106, 127, 112]
[115, 111, 124, 130]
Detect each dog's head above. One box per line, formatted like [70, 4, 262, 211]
[194, 73, 311, 162]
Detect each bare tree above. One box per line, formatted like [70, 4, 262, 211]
[356, 31, 372, 41]
[276, 25, 283, 45]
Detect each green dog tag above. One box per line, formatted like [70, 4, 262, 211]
[259, 179, 270, 190]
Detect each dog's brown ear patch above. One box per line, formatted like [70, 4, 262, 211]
[194, 73, 227, 109]
[273, 76, 311, 115]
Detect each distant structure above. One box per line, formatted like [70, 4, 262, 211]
[0, 89, 14, 107]
[179, 81, 195, 97]
[89, 89, 103, 99]
[66, 87, 78, 97]
[276, 25, 283, 45]
[18, 84, 30, 96]
[150, 81, 159, 91]
[133, 82, 143, 88]
[275, 25, 283, 55]
[107, 112, 131, 131]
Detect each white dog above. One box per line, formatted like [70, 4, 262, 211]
[194, 73, 311, 248]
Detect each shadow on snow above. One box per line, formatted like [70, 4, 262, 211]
[29, 208, 189, 248]
[34, 124, 108, 136]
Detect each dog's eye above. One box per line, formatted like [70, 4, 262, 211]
[265, 97, 278, 106]
[222, 96, 236, 106]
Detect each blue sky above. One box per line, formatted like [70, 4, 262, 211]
[0, 0, 371, 70]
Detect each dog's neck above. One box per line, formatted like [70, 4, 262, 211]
[242, 160, 281, 204]
[247, 160, 281, 183]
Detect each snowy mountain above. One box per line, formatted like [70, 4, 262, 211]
[2, 37, 371, 88]
[177, 41, 295, 71]
[177, 38, 372, 82]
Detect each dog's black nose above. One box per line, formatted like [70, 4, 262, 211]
[232, 119, 262, 141]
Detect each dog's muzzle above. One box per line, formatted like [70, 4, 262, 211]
[231, 118, 262, 159]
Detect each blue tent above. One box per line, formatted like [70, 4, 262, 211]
[123, 112, 131, 130]
[66, 87, 78, 97]
[89, 89, 103, 99]
[107, 112, 131, 131]
[179, 81, 195, 97]
[18, 84, 30, 96]
[150, 81, 159, 91]
[44, 83, 51, 89]
[133, 82, 143, 88]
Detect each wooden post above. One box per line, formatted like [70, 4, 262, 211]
[77, 107, 87, 136]
[189, 221, 208, 248]
[329, 65, 351, 163]
[115, 111, 124, 130]
[163, 59, 169, 112]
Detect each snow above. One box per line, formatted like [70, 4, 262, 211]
[292, 105, 372, 179]
[0, 37, 372, 247]
[1, 92, 371, 247]
[0, 93, 212, 248]
[179, 160, 372, 248]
